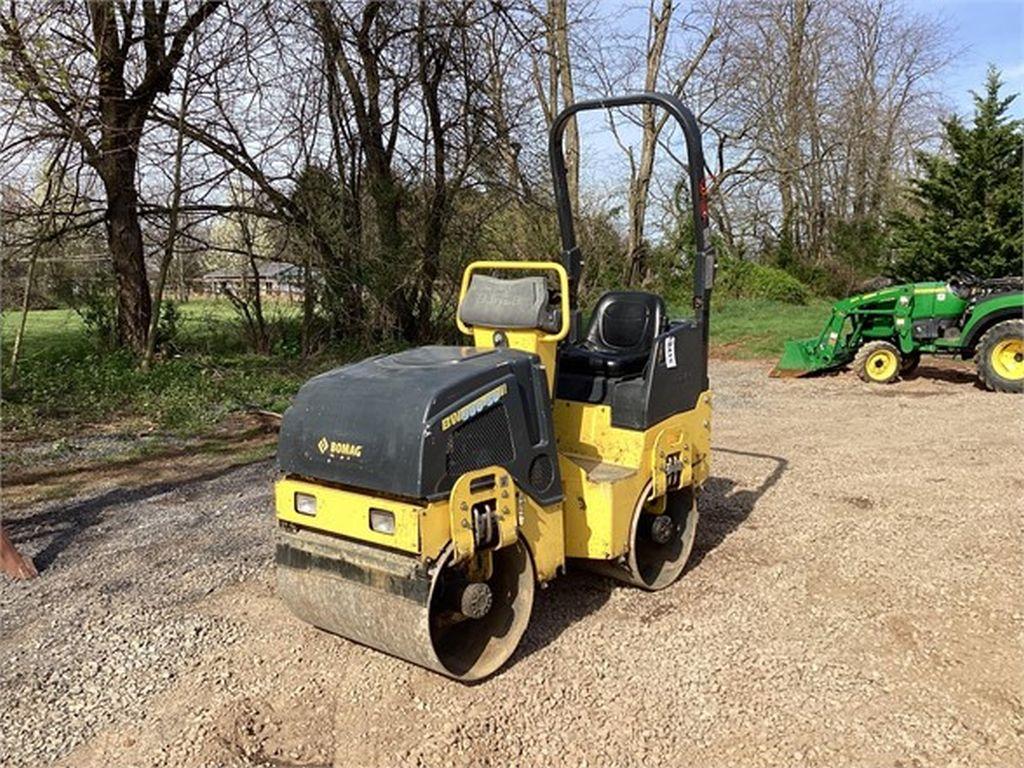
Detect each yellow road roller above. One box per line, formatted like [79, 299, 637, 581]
[274, 92, 716, 680]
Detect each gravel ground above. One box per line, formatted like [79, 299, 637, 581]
[2, 359, 1022, 767]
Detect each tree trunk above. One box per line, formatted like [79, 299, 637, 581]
[142, 75, 190, 370]
[412, 0, 449, 344]
[549, 0, 579, 212]
[625, 0, 673, 286]
[301, 256, 315, 357]
[319, 23, 366, 332]
[8, 142, 71, 386]
[7, 248, 37, 388]
[777, 0, 810, 262]
[176, 253, 188, 302]
[314, 0, 406, 338]
[101, 157, 152, 355]
[248, 255, 269, 355]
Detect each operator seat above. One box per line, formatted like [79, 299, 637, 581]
[559, 291, 666, 377]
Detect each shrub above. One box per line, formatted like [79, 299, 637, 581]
[69, 279, 118, 349]
[155, 300, 180, 352]
[715, 258, 810, 304]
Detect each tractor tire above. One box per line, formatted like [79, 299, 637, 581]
[854, 341, 902, 384]
[900, 351, 921, 375]
[976, 319, 1024, 393]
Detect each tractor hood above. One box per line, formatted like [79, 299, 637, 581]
[277, 345, 560, 504]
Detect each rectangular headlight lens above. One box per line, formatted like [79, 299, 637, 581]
[294, 492, 317, 516]
[369, 508, 395, 535]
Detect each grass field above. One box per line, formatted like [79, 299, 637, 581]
[1, 297, 832, 438]
[707, 297, 833, 358]
[1, 300, 322, 438]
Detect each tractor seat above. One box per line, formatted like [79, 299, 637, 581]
[559, 291, 665, 377]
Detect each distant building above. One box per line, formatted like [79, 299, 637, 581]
[195, 261, 308, 300]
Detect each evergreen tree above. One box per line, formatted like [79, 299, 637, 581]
[889, 67, 1023, 280]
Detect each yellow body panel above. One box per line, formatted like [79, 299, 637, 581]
[275, 478, 447, 558]
[519, 497, 565, 581]
[553, 392, 712, 560]
[470, 326, 559, 392]
[275, 469, 566, 582]
[553, 400, 647, 466]
[556, 455, 646, 558]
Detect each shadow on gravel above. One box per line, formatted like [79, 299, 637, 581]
[901, 363, 984, 389]
[509, 569, 614, 671]
[5, 463, 263, 573]
[688, 447, 788, 571]
[508, 448, 789, 670]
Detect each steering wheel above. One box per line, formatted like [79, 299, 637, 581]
[948, 271, 980, 298]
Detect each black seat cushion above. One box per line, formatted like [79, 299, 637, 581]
[559, 291, 665, 377]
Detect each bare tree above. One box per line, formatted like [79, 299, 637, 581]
[676, 0, 948, 286]
[1, 1, 223, 353]
[141, 57, 195, 369]
[6, 141, 72, 387]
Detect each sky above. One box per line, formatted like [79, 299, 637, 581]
[575, 0, 1024, 209]
[913, 0, 1024, 118]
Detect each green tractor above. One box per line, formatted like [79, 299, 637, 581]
[773, 275, 1024, 392]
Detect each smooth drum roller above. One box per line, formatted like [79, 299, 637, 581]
[586, 482, 699, 590]
[277, 526, 534, 681]
[630, 485, 699, 590]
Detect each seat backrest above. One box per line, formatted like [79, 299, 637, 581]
[584, 291, 665, 354]
[458, 274, 559, 331]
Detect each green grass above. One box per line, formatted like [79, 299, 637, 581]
[705, 297, 835, 359]
[1, 300, 303, 361]
[1, 301, 346, 438]
[2, 297, 837, 438]
[0, 306, 90, 360]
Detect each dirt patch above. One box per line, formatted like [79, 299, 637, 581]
[2, 360, 1021, 767]
[1, 412, 277, 511]
[710, 339, 761, 358]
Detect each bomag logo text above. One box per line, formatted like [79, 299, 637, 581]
[317, 436, 363, 459]
[441, 384, 508, 431]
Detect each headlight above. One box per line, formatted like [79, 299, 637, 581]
[294, 492, 317, 516]
[369, 508, 395, 535]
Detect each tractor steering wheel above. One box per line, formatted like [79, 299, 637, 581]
[948, 271, 980, 298]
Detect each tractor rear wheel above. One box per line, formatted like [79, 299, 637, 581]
[854, 341, 902, 384]
[976, 319, 1024, 393]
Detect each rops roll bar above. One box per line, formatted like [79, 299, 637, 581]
[548, 92, 714, 334]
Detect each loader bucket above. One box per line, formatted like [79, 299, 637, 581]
[770, 337, 827, 378]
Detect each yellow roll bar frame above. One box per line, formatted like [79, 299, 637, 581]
[456, 260, 571, 342]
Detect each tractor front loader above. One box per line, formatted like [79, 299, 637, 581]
[273, 93, 717, 680]
[773, 275, 1023, 392]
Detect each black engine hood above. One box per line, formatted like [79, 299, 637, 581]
[277, 346, 557, 502]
